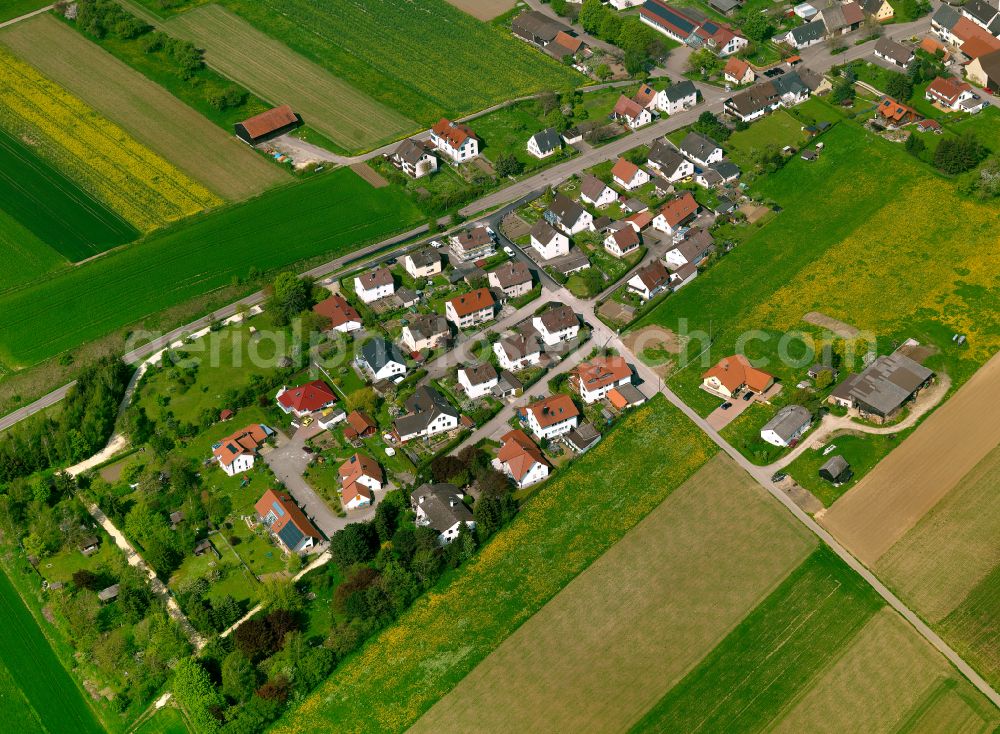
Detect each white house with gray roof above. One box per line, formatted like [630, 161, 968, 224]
[655, 80, 698, 114]
[760, 405, 812, 447]
[527, 127, 563, 159]
[529, 220, 571, 260]
[679, 131, 724, 167]
[359, 338, 407, 382]
[410, 483, 475, 544]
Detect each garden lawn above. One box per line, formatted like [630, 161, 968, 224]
[274, 395, 717, 734]
[785, 432, 907, 506]
[0, 127, 138, 263]
[725, 110, 810, 170]
[0, 569, 103, 734]
[948, 105, 1000, 147]
[134, 704, 191, 734]
[36, 540, 118, 585]
[212, 0, 582, 124]
[635, 120, 1000, 416]
[474, 102, 576, 172]
[0, 168, 422, 371]
[630, 547, 882, 734]
[169, 534, 261, 609]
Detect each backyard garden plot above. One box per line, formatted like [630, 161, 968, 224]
[0, 570, 104, 734]
[154, 4, 416, 152]
[0, 14, 284, 202]
[0, 127, 138, 263]
[636, 121, 1000, 414]
[213, 0, 582, 124]
[274, 396, 718, 734]
[0, 167, 421, 371]
[0, 43, 220, 232]
[630, 548, 881, 734]
[821, 350, 1000, 566]
[411, 454, 815, 734]
[770, 609, 998, 734]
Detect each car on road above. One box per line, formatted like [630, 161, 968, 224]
[503, 245, 515, 257]
[764, 67, 785, 78]
[771, 471, 787, 483]
[720, 402, 733, 410]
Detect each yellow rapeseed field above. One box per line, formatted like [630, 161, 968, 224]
[0, 46, 220, 231]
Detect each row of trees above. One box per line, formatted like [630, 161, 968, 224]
[576, 0, 672, 74]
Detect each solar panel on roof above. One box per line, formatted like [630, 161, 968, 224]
[272, 500, 285, 517]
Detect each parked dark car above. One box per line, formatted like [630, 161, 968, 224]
[764, 67, 785, 78]
[742, 391, 755, 401]
[771, 471, 787, 483]
[720, 402, 733, 410]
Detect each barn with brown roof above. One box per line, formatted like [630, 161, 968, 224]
[235, 104, 301, 145]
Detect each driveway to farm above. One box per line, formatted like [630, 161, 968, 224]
[263, 424, 381, 538]
[765, 373, 953, 472]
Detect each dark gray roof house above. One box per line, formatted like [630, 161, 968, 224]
[361, 338, 406, 376]
[761, 404, 812, 445]
[647, 140, 689, 175]
[529, 127, 562, 156]
[874, 37, 914, 67]
[407, 313, 449, 342]
[407, 248, 440, 270]
[931, 3, 961, 30]
[963, 0, 1000, 34]
[493, 369, 523, 398]
[711, 160, 741, 180]
[546, 193, 589, 231]
[679, 131, 721, 163]
[397, 385, 458, 431]
[830, 353, 933, 421]
[410, 483, 474, 541]
[790, 19, 826, 47]
[565, 422, 601, 453]
[662, 80, 698, 104]
[511, 10, 570, 46]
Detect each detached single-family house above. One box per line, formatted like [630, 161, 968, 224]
[458, 363, 499, 399]
[604, 225, 641, 258]
[627, 260, 671, 300]
[724, 56, 755, 85]
[655, 80, 699, 114]
[702, 355, 775, 398]
[546, 194, 594, 235]
[527, 127, 563, 159]
[339, 453, 384, 509]
[277, 380, 337, 418]
[652, 192, 700, 235]
[213, 423, 272, 476]
[664, 228, 714, 270]
[411, 483, 474, 544]
[613, 95, 654, 129]
[646, 140, 694, 182]
[496, 430, 551, 489]
[430, 118, 479, 162]
[875, 96, 920, 127]
[394, 385, 460, 443]
[402, 249, 442, 280]
[925, 76, 986, 112]
[354, 267, 395, 304]
[574, 356, 633, 404]
[965, 48, 1000, 89]
[450, 226, 496, 262]
[360, 338, 407, 382]
[529, 220, 571, 260]
[785, 19, 826, 49]
[255, 489, 322, 554]
[679, 131, 724, 167]
[313, 294, 362, 333]
[725, 73, 810, 122]
[580, 174, 618, 207]
[389, 138, 438, 178]
[611, 157, 651, 190]
[640, 0, 747, 56]
[531, 304, 579, 346]
[858, 0, 894, 21]
[874, 37, 914, 68]
[401, 314, 450, 353]
[445, 288, 496, 329]
[524, 393, 580, 440]
[828, 353, 933, 423]
[494, 332, 542, 371]
[489, 260, 533, 298]
[760, 405, 812, 447]
[961, 0, 1000, 35]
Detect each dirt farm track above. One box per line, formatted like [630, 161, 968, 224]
[820, 349, 1000, 565]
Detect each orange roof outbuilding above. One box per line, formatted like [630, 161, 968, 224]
[236, 105, 298, 141]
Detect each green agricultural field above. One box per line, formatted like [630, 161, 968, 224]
[0, 127, 138, 263]
[635, 120, 1000, 416]
[210, 0, 582, 124]
[0, 208, 66, 295]
[0, 660, 44, 733]
[630, 548, 882, 734]
[0, 570, 103, 734]
[273, 396, 718, 734]
[0, 168, 422, 372]
[153, 4, 417, 152]
[0, 0, 46, 21]
[939, 565, 1000, 690]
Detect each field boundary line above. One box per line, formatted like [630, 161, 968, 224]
[0, 4, 52, 29]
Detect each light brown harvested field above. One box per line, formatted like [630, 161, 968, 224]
[876, 442, 1000, 623]
[445, 0, 516, 21]
[161, 5, 416, 152]
[410, 454, 816, 734]
[820, 349, 1000, 565]
[349, 163, 389, 189]
[0, 14, 285, 201]
[771, 610, 998, 734]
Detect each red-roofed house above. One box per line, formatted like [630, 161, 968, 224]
[611, 157, 651, 190]
[313, 294, 362, 333]
[343, 410, 377, 442]
[445, 288, 496, 329]
[604, 225, 641, 258]
[724, 57, 755, 85]
[338, 453, 384, 510]
[627, 260, 671, 300]
[652, 192, 700, 235]
[875, 96, 920, 127]
[925, 76, 985, 112]
[255, 489, 322, 553]
[213, 424, 272, 476]
[276, 380, 337, 418]
[430, 118, 479, 162]
[574, 356, 633, 404]
[523, 393, 580, 440]
[495, 430, 551, 489]
[612, 95, 653, 129]
[702, 355, 775, 398]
